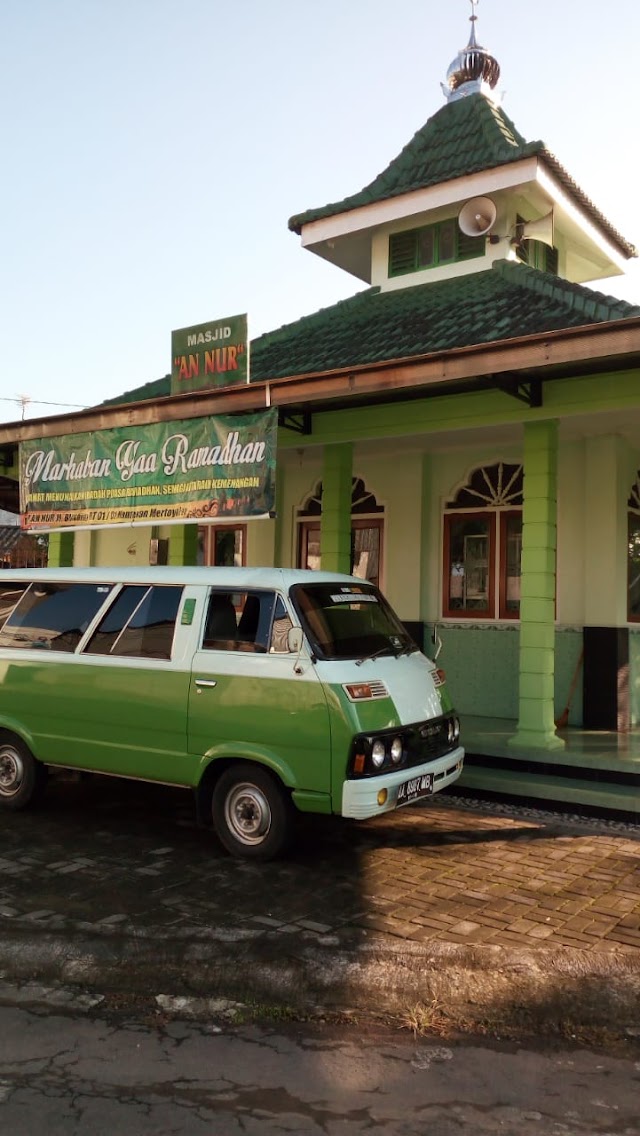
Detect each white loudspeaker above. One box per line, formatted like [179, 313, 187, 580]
[516, 210, 555, 248]
[458, 197, 497, 237]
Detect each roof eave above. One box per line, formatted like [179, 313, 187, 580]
[295, 158, 541, 247]
[3, 317, 640, 446]
[538, 151, 637, 260]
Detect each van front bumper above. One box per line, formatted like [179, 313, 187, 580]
[341, 746, 464, 820]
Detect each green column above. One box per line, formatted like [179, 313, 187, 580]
[47, 532, 75, 567]
[419, 453, 433, 628]
[273, 454, 285, 568]
[321, 443, 352, 574]
[168, 524, 198, 567]
[509, 420, 564, 751]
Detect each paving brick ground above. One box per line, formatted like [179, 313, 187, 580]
[0, 773, 638, 959]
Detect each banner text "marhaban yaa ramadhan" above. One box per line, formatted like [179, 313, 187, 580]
[19, 409, 276, 530]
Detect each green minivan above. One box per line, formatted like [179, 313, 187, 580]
[0, 567, 463, 859]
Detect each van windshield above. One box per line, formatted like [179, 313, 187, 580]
[290, 582, 415, 662]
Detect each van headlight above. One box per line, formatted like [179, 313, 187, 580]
[371, 739, 386, 768]
[447, 716, 460, 745]
[390, 737, 403, 764]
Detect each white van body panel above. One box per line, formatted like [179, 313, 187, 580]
[342, 748, 464, 819]
[315, 652, 444, 725]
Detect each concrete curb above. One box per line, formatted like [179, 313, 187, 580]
[1, 927, 639, 1034]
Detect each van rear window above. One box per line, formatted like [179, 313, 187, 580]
[0, 582, 114, 652]
[0, 584, 29, 631]
[84, 585, 183, 660]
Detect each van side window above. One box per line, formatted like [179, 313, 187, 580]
[203, 590, 276, 653]
[84, 585, 183, 660]
[0, 582, 114, 652]
[0, 584, 29, 631]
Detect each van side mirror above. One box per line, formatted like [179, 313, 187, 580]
[287, 627, 304, 654]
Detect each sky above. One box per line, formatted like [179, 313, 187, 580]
[1, 0, 639, 423]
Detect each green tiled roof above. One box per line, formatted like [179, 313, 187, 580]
[251, 261, 640, 379]
[102, 375, 170, 407]
[289, 95, 636, 259]
[103, 262, 640, 406]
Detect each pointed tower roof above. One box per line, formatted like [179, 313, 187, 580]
[289, 97, 633, 260]
[289, 96, 537, 231]
[289, 6, 635, 267]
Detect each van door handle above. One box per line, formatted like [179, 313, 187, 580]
[195, 678, 217, 690]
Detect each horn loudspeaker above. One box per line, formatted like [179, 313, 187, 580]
[458, 197, 497, 237]
[517, 211, 555, 248]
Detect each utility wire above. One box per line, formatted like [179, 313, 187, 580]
[0, 397, 88, 408]
[0, 395, 89, 420]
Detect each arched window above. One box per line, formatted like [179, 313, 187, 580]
[628, 472, 640, 622]
[297, 478, 384, 586]
[443, 462, 523, 620]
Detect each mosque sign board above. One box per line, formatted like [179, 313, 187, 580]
[19, 409, 276, 531]
[171, 313, 249, 396]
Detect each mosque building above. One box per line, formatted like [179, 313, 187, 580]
[2, 4, 639, 809]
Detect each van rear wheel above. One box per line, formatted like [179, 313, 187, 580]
[0, 735, 47, 810]
[212, 764, 294, 861]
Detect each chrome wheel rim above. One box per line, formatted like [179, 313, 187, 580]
[0, 746, 24, 798]
[224, 782, 272, 846]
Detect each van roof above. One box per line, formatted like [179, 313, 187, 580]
[0, 566, 365, 589]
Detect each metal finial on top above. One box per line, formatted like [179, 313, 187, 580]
[442, 0, 501, 103]
[468, 1, 479, 47]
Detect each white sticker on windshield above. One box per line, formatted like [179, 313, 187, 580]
[330, 593, 378, 603]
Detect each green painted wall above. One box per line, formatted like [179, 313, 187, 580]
[433, 624, 583, 724]
[88, 525, 156, 567]
[321, 444, 352, 573]
[435, 625, 520, 717]
[584, 435, 633, 626]
[248, 518, 276, 568]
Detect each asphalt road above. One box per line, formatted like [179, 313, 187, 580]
[0, 997, 639, 1135]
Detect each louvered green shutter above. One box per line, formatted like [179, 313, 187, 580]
[389, 231, 418, 276]
[457, 231, 485, 260]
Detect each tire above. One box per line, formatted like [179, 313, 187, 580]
[212, 763, 294, 861]
[0, 734, 47, 811]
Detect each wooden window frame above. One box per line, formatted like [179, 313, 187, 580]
[350, 518, 384, 588]
[628, 510, 640, 623]
[298, 520, 321, 574]
[442, 512, 496, 620]
[197, 524, 247, 567]
[443, 510, 524, 621]
[297, 518, 384, 588]
[498, 511, 522, 621]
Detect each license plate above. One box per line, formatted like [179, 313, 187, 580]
[396, 772, 434, 806]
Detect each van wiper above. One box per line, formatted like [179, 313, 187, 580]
[355, 644, 399, 667]
[396, 642, 418, 657]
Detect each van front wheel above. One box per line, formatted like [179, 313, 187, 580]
[0, 735, 47, 810]
[212, 764, 294, 861]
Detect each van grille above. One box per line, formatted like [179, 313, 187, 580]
[404, 716, 458, 767]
